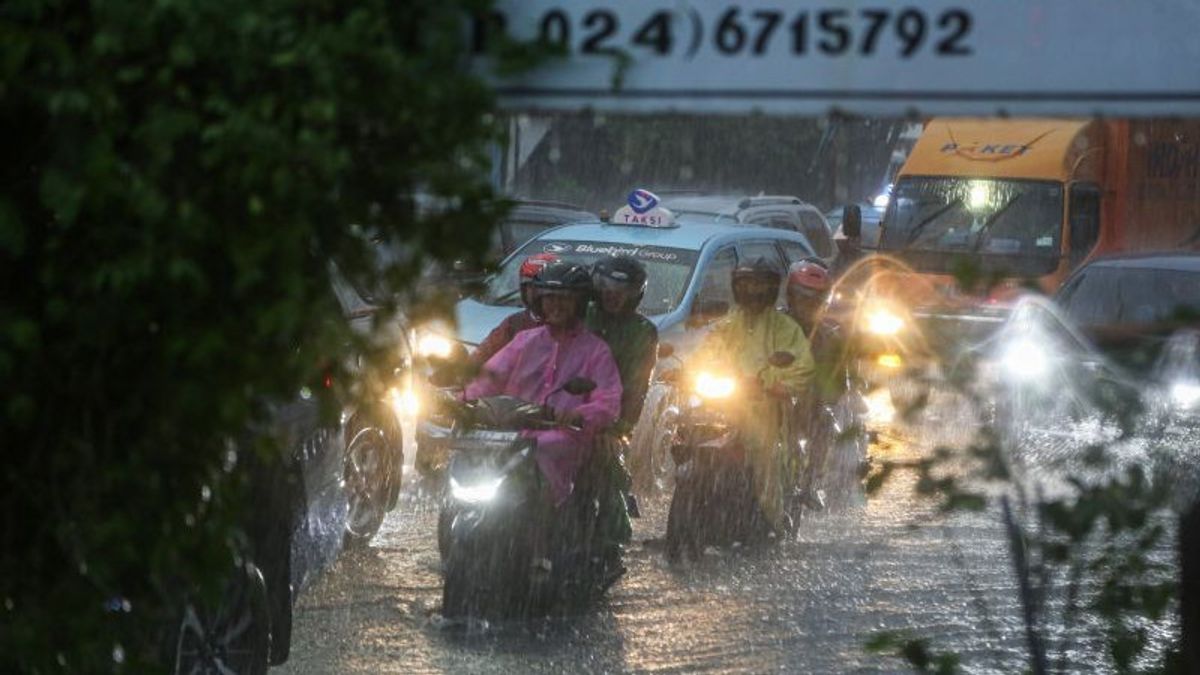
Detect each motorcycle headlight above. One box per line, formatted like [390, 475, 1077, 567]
[864, 307, 905, 336]
[387, 386, 420, 419]
[694, 372, 736, 400]
[416, 332, 454, 359]
[450, 475, 504, 504]
[1000, 338, 1050, 383]
[1170, 381, 1200, 410]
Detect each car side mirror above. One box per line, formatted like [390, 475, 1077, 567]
[768, 351, 796, 368]
[841, 205, 862, 239]
[562, 377, 597, 396]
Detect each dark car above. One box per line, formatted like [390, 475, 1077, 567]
[995, 252, 1200, 426]
[170, 277, 406, 672]
[169, 396, 350, 673]
[1055, 252, 1200, 411]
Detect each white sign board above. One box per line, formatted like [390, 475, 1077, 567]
[472, 1, 1200, 116]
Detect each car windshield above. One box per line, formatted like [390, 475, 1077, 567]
[1059, 264, 1200, 327]
[880, 177, 1064, 276]
[481, 239, 699, 316]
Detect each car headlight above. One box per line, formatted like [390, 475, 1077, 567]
[1001, 338, 1050, 383]
[416, 333, 454, 359]
[864, 307, 905, 336]
[694, 372, 736, 400]
[1170, 381, 1200, 409]
[450, 475, 504, 504]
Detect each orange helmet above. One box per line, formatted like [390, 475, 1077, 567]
[519, 253, 559, 284]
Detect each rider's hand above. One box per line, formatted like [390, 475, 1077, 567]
[766, 382, 791, 399]
[554, 408, 584, 428]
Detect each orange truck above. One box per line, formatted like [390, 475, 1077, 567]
[859, 117, 1200, 374]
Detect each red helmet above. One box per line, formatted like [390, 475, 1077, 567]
[519, 253, 559, 283]
[787, 259, 831, 297]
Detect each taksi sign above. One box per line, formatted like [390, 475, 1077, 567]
[471, 1, 1200, 116]
[612, 189, 676, 227]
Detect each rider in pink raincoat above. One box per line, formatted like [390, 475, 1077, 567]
[465, 261, 622, 506]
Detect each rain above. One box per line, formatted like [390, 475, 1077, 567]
[273, 112, 1200, 674]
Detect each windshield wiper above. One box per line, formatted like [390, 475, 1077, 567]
[904, 198, 963, 246]
[971, 194, 1024, 253]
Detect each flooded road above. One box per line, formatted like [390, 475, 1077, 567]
[273, 392, 1143, 674]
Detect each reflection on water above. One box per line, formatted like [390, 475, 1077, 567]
[277, 401, 1039, 674]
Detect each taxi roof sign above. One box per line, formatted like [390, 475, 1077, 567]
[612, 189, 677, 228]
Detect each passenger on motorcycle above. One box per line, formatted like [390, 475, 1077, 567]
[786, 258, 867, 504]
[587, 255, 659, 436]
[691, 256, 814, 533]
[584, 255, 658, 547]
[465, 261, 623, 506]
[472, 252, 558, 365]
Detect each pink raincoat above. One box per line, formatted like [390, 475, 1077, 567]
[465, 324, 622, 505]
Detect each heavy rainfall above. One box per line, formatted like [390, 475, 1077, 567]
[274, 114, 1200, 674]
[6, 4, 1200, 675]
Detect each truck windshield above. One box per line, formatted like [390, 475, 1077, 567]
[879, 177, 1064, 277]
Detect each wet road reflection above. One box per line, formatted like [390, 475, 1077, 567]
[275, 392, 1121, 674]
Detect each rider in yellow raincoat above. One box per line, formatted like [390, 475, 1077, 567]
[691, 255, 814, 532]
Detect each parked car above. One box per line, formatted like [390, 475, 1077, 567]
[170, 275, 408, 672]
[659, 193, 839, 271]
[169, 396, 349, 674]
[416, 213, 819, 491]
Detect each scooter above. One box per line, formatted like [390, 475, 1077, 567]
[431, 377, 625, 619]
[664, 351, 796, 562]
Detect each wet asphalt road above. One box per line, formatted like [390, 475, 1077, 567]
[273, 391, 1168, 674]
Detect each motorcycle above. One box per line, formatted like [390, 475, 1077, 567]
[664, 351, 797, 562]
[779, 318, 872, 516]
[430, 377, 626, 619]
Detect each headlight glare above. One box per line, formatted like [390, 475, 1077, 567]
[387, 386, 420, 418]
[417, 333, 454, 359]
[1170, 381, 1200, 409]
[450, 476, 504, 504]
[865, 308, 904, 336]
[1001, 338, 1050, 382]
[694, 372, 736, 399]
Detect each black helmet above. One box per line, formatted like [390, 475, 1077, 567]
[531, 261, 592, 320]
[731, 255, 783, 312]
[592, 255, 648, 314]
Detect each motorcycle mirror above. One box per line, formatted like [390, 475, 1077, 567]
[562, 377, 597, 396]
[768, 351, 796, 368]
[658, 342, 676, 360]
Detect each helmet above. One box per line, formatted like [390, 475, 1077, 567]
[731, 256, 783, 312]
[786, 259, 831, 299]
[592, 255, 648, 315]
[517, 253, 559, 313]
[519, 253, 559, 284]
[531, 261, 592, 320]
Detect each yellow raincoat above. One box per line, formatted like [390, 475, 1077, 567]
[691, 308, 815, 529]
